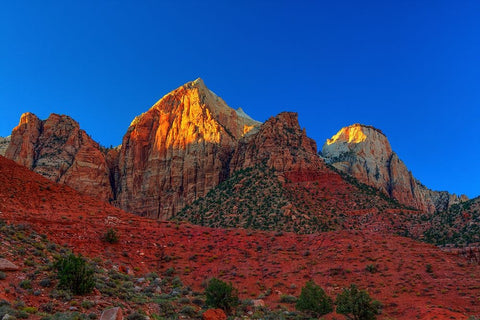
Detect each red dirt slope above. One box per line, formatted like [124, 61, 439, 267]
[0, 155, 479, 319]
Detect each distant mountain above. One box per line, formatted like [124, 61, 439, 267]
[322, 124, 467, 213]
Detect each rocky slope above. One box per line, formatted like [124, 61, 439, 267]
[177, 114, 413, 234]
[1, 154, 480, 319]
[322, 124, 466, 213]
[113, 78, 261, 219]
[4, 112, 113, 201]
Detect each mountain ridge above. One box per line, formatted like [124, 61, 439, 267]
[1, 79, 469, 222]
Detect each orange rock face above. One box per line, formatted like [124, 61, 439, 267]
[322, 124, 466, 212]
[5, 113, 113, 202]
[114, 78, 261, 219]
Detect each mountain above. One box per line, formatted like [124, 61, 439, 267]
[5, 112, 113, 201]
[2, 80, 469, 224]
[113, 78, 261, 219]
[322, 124, 467, 213]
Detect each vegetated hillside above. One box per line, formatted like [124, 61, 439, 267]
[421, 197, 480, 247]
[1, 155, 480, 319]
[175, 162, 419, 234]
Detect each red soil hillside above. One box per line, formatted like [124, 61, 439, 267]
[1, 155, 480, 319]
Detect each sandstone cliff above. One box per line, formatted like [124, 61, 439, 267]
[0, 136, 10, 156]
[114, 78, 261, 219]
[322, 124, 466, 213]
[5, 113, 113, 201]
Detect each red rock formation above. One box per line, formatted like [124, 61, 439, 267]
[322, 124, 466, 212]
[5, 113, 113, 201]
[114, 78, 260, 219]
[230, 112, 326, 176]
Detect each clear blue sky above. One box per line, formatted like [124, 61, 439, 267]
[1, 1, 479, 198]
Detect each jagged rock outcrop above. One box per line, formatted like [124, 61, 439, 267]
[0, 136, 10, 156]
[114, 78, 261, 219]
[322, 124, 466, 212]
[5, 113, 113, 201]
[230, 112, 325, 175]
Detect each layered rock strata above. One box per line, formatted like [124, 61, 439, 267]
[5, 112, 113, 201]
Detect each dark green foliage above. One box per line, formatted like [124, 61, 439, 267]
[205, 278, 239, 314]
[126, 312, 147, 320]
[336, 284, 381, 320]
[102, 228, 119, 244]
[365, 264, 378, 273]
[295, 280, 333, 317]
[426, 264, 433, 273]
[54, 253, 95, 295]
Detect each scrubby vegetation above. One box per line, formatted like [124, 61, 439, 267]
[421, 197, 480, 247]
[205, 278, 239, 314]
[55, 253, 95, 295]
[336, 284, 381, 320]
[295, 280, 333, 317]
[174, 163, 409, 234]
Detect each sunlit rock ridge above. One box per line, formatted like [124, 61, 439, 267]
[322, 123, 467, 213]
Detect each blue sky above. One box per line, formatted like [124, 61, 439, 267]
[1, 1, 479, 198]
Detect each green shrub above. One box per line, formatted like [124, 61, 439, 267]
[19, 279, 32, 289]
[365, 264, 378, 273]
[279, 294, 297, 303]
[54, 253, 95, 295]
[126, 312, 147, 320]
[426, 264, 433, 273]
[336, 284, 381, 320]
[102, 228, 119, 244]
[295, 280, 333, 317]
[205, 278, 239, 314]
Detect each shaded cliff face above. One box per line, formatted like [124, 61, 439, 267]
[114, 78, 261, 219]
[322, 124, 466, 213]
[5, 113, 113, 201]
[230, 112, 324, 174]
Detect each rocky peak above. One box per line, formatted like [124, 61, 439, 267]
[322, 124, 466, 213]
[114, 79, 261, 219]
[5, 113, 113, 201]
[230, 112, 323, 174]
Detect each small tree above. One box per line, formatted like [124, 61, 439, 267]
[54, 253, 95, 295]
[205, 278, 239, 314]
[336, 284, 381, 320]
[102, 228, 119, 244]
[295, 280, 333, 317]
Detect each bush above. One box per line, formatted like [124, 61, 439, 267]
[336, 284, 381, 320]
[54, 253, 95, 295]
[295, 280, 333, 317]
[102, 228, 119, 244]
[126, 312, 147, 320]
[205, 278, 239, 314]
